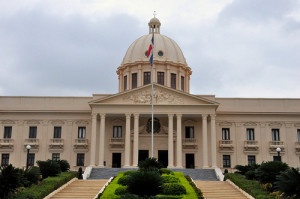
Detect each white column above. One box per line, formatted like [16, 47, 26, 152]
[210, 114, 217, 168]
[202, 114, 209, 168]
[90, 113, 97, 166]
[168, 114, 174, 168]
[98, 113, 106, 167]
[133, 114, 139, 166]
[176, 114, 183, 168]
[124, 113, 131, 167]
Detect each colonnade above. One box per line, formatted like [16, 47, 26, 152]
[89, 113, 217, 168]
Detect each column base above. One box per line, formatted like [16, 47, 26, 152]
[123, 165, 138, 168]
[202, 166, 210, 169]
[167, 165, 175, 169]
[175, 166, 183, 169]
[97, 165, 105, 168]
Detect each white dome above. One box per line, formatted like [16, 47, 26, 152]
[121, 34, 187, 66]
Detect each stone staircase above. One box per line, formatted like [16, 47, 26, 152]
[49, 179, 107, 199]
[194, 181, 248, 199]
[89, 168, 218, 181]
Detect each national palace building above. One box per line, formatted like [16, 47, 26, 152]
[1, 17, 300, 170]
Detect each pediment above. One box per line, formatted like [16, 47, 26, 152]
[89, 84, 219, 106]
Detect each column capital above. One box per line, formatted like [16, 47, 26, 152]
[176, 114, 182, 118]
[168, 114, 174, 118]
[125, 113, 131, 118]
[91, 113, 98, 119]
[133, 113, 139, 118]
[100, 113, 106, 118]
[210, 114, 216, 119]
[202, 114, 208, 119]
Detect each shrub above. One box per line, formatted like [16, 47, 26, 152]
[115, 186, 129, 195]
[161, 169, 174, 175]
[255, 161, 289, 186]
[138, 158, 163, 170]
[0, 164, 22, 199]
[118, 175, 130, 186]
[37, 159, 61, 178]
[161, 183, 186, 195]
[274, 167, 300, 198]
[234, 165, 251, 175]
[185, 175, 204, 199]
[127, 170, 163, 196]
[162, 175, 180, 183]
[22, 166, 41, 187]
[123, 170, 137, 176]
[57, 160, 70, 172]
[245, 170, 256, 180]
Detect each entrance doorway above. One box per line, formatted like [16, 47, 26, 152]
[186, 153, 195, 169]
[158, 150, 168, 168]
[112, 153, 121, 168]
[138, 150, 149, 163]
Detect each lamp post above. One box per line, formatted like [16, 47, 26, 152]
[276, 147, 281, 162]
[26, 145, 31, 170]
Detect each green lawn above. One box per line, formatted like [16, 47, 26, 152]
[99, 172, 198, 199]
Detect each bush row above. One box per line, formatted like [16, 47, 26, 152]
[184, 175, 204, 199]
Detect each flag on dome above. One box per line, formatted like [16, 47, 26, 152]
[147, 34, 154, 65]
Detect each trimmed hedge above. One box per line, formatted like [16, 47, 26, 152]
[123, 170, 137, 176]
[118, 175, 130, 186]
[161, 183, 186, 195]
[184, 175, 204, 199]
[14, 171, 77, 199]
[162, 175, 180, 183]
[225, 173, 273, 199]
[115, 186, 129, 195]
[161, 169, 175, 175]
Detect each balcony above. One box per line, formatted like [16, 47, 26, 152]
[182, 138, 197, 149]
[49, 138, 64, 151]
[244, 140, 259, 153]
[219, 140, 234, 152]
[0, 138, 14, 151]
[24, 139, 39, 151]
[269, 141, 285, 153]
[74, 138, 89, 152]
[109, 138, 125, 148]
[295, 142, 300, 154]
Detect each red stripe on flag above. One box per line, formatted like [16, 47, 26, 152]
[147, 45, 152, 57]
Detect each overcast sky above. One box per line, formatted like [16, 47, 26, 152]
[0, 0, 300, 98]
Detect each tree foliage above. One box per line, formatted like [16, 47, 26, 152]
[275, 168, 300, 198]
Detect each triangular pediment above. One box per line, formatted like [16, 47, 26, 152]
[89, 84, 219, 106]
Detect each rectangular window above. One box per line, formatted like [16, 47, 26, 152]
[222, 128, 230, 140]
[248, 155, 256, 165]
[246, 128, 255, 140]
[185, 126, 194, 138]
[113, 126, 122, 138]
[273, 156, 281, 162]
[132, 73, 137, 89]
[1, 154, 9, 166]
[52, 153, 60, 161]
[29, 126, 37, 138]
[54, 127, 62, 139]
[157, 72, 164, 85]
[28, 153, 35, 166]
[144, 72, 151, 85]
[272, 129, 280, 141]
[223, 155, 231, 168]
[297, 129, 300, 142]
[77, 153, 85, 166]
[181, 76, 184, 91]
[124, 75, 127, 90]
[171, 73, 176, 89]
[78, 127, 86, 139]
[4, 126, 12, 138]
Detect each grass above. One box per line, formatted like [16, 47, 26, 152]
[14, 171, 78, 199]
[225, 173, 274, 199]
[100, 172, 198, 199]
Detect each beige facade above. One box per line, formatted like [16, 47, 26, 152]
[1, 17, 300, 170]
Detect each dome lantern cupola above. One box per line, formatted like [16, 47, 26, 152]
[148, 17, 161, 34]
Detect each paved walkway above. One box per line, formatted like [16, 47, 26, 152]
[194, 181, 248, 199]
[89, 168, 218, 181]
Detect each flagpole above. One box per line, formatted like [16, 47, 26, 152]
[151, 30, 154, 158]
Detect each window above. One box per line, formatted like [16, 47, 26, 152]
[223, 155, 231, 168]
[272, 129, 280, 141]
[171, 73, 176, 89]
[157, 72, 164, 85]
[246, 128, 255, 140]
[297, 129, 300, 142]
[4, 126, 12, 138]
[1, 154, 9, 166]
[181, 76, 184, 91]
[52, 153, 60, 161]
[144, 72, 151, 85]
[54, 127, 62, 139]
[78, 127, 86, 139]
[248, 155, 256, 165]
[132, 73, 137, 89]
[222, 128, 230, 140]
[124, 75, 127, 90]
[77, 153, 85, 166]
[158, 51, 164, 57]
[185, 126, 194, 138]
[28, 153, 35, 166]
[273, 156, 281, 162]
[29, 126, 37, 138]
[113, 126, 122, 138]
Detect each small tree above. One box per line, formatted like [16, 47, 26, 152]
[0, 165, 22, 198]
[57, 160, 70, 172]
[138, 158, 163, 170]
[37, 159, 61, 178]
[275, 168, 300, 198]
